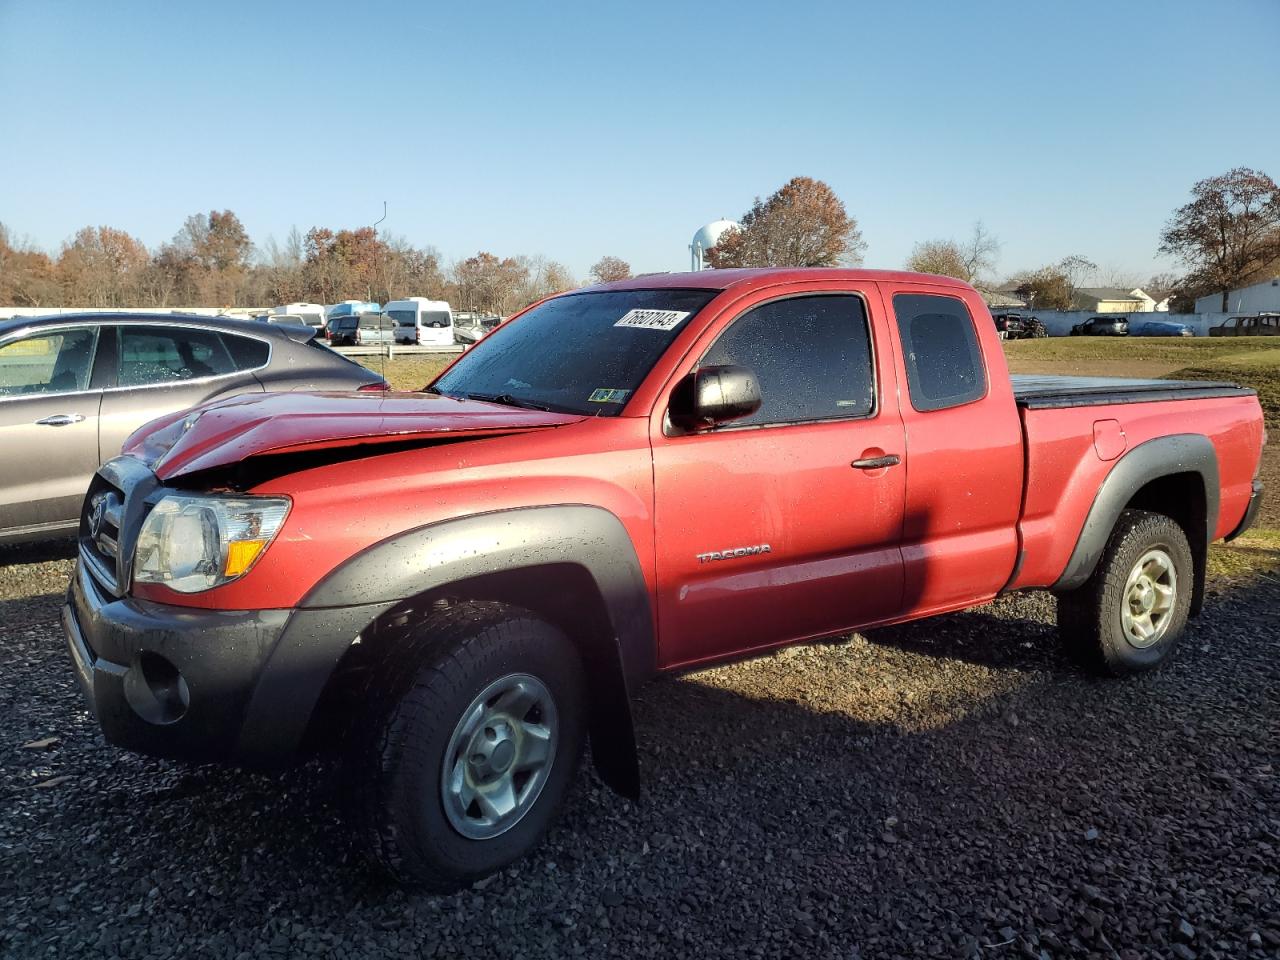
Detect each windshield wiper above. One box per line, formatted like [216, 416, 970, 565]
[464, 392, 552, 412]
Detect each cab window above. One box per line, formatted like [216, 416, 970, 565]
[0, 327, 99, 397]
[892, 294, 987, 412]
[701, 294, 875, 427]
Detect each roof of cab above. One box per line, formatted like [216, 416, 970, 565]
[577, 267, 974, 294]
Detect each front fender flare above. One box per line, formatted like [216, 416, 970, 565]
[238, 505, 654, 797]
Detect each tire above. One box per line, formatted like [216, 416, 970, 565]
[351, 603, 586, 890]
[1056, 510, 1194, 676]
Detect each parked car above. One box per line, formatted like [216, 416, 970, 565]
[1209, 313, 1280, 337]
[387, 298, 454, 345]
[454, 315, 503, 345]
[1071, 316, 1129, 336]
[1131, 320, 1196, 337]
[64, 270, 1264, 890]
[325, 315, 359, 345]
[0, 313, 387, 543]
[992, 312, 1047, 340]
[355, 311, 396, 345]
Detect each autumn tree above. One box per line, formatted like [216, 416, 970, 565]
[906, 223, 999, 283]
[451, 252, 530, 314]
[906, 240, 968, 280]
[1159, 167, 1280, 311]
[0, 223, 59, 306]
[589, 255, 631, 284]
[515, 255, 575, 307]
[57, 226, 150, 306]
[1010, 265, 1073, 311]
[707, 176, 865, 268]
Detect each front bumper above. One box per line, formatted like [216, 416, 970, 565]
[64, 560, 294, 764]
[64, 559, 395, 766]
[1225, 479, 1264, 542]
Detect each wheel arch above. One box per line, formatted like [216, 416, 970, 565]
[1053, 434, 1217, 613]
[239, 505, 653, 798]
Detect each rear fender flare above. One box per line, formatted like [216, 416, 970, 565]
[1052, 434, 1218, 595]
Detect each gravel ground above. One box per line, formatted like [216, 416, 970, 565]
[1, 544, 1277, 960]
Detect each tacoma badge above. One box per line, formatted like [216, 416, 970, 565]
[696, 544, 771, 564]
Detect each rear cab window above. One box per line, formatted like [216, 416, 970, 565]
[891, 294, 987, 412]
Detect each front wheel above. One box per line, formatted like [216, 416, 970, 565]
[352, 605, 586, 890]
[1056, 510, 1194, 675]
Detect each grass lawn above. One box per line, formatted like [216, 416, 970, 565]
[354, 354, 455, 392]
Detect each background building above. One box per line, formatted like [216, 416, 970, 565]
[1194, 276, 1280, 315]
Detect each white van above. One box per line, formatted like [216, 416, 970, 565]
[271, 302, 327, 331]
[385, 298, 453, 345]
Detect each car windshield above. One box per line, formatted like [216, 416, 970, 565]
[432, 288, 717, 415]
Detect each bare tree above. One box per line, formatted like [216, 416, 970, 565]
[708, 177, 865, 268]
[959, 222, 999, 284]
[1160, 167, 1280, 311]
[1058, 254, 1098, 308]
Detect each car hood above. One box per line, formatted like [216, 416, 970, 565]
[124, 391, 586, 481]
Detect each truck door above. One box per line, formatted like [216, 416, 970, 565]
[650, 290, 906, 670]
[882, 285, 1024, 613]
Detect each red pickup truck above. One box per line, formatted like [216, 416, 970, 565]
[63, 268, 1265, 889]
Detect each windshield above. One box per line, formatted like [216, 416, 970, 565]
[432, 288, 717, 415]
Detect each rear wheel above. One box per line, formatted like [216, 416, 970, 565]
[351, 604, 586, 890]
[1056, 510, 1194, 675]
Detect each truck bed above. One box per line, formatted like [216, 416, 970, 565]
[1011, 374, 1253, 410]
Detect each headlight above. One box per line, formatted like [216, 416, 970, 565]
[134, 494, 290, 593]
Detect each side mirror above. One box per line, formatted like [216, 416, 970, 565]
[668, 364, 762, 432]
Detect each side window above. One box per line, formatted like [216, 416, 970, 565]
[892, 294, 987, 412]
[219, 333, 270, 371]
[0, 327, 98, 397]
[701, 295, 875, 427]
[118, 326, 236, 387]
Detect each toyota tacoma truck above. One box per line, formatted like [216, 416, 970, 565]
[62, 268, 1266, 890]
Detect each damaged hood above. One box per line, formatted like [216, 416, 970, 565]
[125, 391, 586, 481]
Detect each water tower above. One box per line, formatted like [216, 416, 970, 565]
[690, 219, 739, 271]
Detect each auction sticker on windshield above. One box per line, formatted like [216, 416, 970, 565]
[614, 309, 690, 331]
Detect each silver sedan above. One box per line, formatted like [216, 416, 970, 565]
[0, 312, 387, 543]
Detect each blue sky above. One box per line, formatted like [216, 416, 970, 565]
[1, 0, 1277, 283]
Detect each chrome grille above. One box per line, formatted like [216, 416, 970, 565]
[78, 456, 162, 598]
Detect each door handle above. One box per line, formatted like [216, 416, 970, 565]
[36, 414, 85, 426]
[851, 454, 900, 470]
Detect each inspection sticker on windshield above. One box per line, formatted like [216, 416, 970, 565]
[614, 309, 690, 331]
[588, 388, 631, 403]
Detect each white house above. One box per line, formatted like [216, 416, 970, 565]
[1070, 287, 1162, 313]
[1194, 276, 1280, 315]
